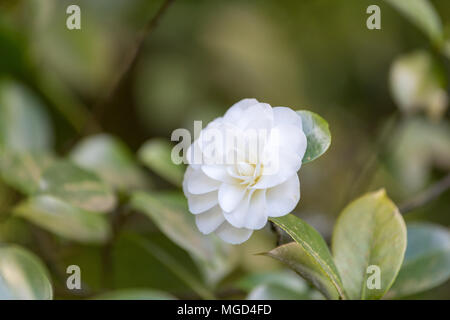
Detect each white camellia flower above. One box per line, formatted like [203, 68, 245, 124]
[183, 99, 307, 244]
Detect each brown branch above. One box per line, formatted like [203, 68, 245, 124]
[400, 173, 450, 214]
[83, 0, 175, 134]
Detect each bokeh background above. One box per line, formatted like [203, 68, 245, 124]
[0, 0, 449, 299]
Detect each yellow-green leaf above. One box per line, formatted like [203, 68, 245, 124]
[332, 189, 407, 300]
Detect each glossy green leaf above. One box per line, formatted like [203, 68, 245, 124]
[92, 289, 176, 300]
[138, 138, 184, 187]
[0, 150, 54, 195]
[70, 134, 149, 191]
[0, 244, 53, 300]
[130, 191, 236, 285]
[270, 214, 346, 299]
[13, 195, 111, 244]
[39, 161, 116, 213]
[332, 189, 407, 300]
[387, 223, 450, 298]
[0, 79, 53, 151]
[263, 242, 340, 300]
[296, 110, 331, 163]
[385, 0, 443, 45]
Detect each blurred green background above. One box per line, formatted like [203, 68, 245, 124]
[0, 0, 449, 300]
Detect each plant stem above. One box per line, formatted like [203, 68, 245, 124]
[400, 173, 450, 214]
[83, 0, 175, 134]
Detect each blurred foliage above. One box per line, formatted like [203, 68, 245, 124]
[0, 0, 449, 300]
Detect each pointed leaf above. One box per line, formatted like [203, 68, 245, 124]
[264, 242, 340, 299]
[332, 189, 407, 300]
[271, 214, 346, 299]
[296, 110, 331, 163]
[13, 195, 111, 244]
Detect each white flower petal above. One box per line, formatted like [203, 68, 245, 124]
[218, 183, 247, 212]
[243, 189, 267, 230]
[237, 103, 273, 130]
[186, 191, 218, 214]
[215, 222, 253, 244]
[224, 98, 259, 123]
[273, 107, 303, 128]
[201, 165, 236, 183]
[195, 206, 225, 234]
[266, 174, 300, 217]
[187, 168, 221, 194]
[223, 191, 252, 228]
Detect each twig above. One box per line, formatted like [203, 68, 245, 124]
[400, 173, 450, 214]
[83, 0, 175, 134]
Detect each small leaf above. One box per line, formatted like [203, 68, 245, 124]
[263, 242, 340, 300]
[0, 79, 53, 151]
[138, 138, 184, 187]
[296, 110, 331, 163]
[70, 134, 149, 191]
[387, 223, 450, 298]
[385, 0, 443, 45]
[270, 214, 346, 299]
[0, 244, 53, 300]
[13, 195, 111, 244]
[389, 51, 447, 120]
[92, 289, 176, 300]
[0, 150, 54, 195]
[39, 161, 116, 213]
[332, 189, 407, 300]
[130, 191, 236, 285]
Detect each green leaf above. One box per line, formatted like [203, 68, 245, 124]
[387, 223, 450, 298]
[130, 191, 236, 285]
[270, 214, 346, 299]
[0, 244, 53, 300]
[0, 150, 54, 195]
[0, 79, 53, 151]
[331, 189, 407, 300]
[385, 0, 443, 45]
[263, 242, 340, 300]
[92, 289, 176, 300]
[138, 138, 184, 187]
[70, 134, 149, 191]
[13, 195, 111, 244]
[39, 161, 116, 213]
[296, 110, 331, 163]
[246, 271, 318, 300]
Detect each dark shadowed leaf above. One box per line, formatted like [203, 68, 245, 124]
[92, 289, 176, 300]
[387, 223, 450, 298]
[270, 214, 346, 299]
[0, 244, 53, 300]
[130, 191, 237, 285]
[13, 195, 111, 244]
[332, 189, 407, 300]
[296, 110, 331, 163]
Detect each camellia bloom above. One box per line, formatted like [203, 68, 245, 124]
[183, 99, 307, 244]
